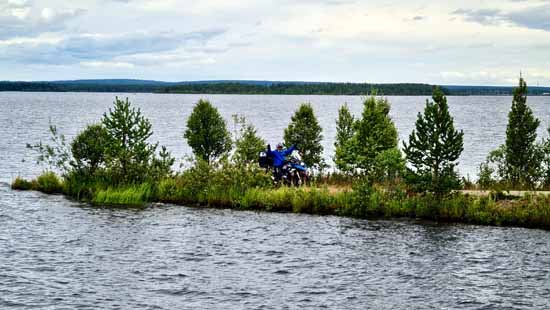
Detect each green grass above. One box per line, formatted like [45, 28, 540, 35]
[11, 170, 550, 230]
[11, 177, 33, 190]
[92, 183, 154, 206]
[11, 172, 63, 194]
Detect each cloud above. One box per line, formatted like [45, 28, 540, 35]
[452, 8, 502, 25]
[506, 5, 550, 31]
[453, 5, 550, 31]
[0, 2, 85, 39]
[59, 30, 224, 60]
[0, 29, 226, 66]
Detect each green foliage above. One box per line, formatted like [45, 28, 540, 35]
[403, 87, 464, 196]
[150, 146, 175, 181]
[504, 78, 541, 188]
[162, 82, 439, 96]
[352, 96, 399, 175]
[333, 104, 356, 173]
[35, 171, 64, 194]
[541, 136, 550, 188]
[71, 123, 110, 174]
[93, 183, 154, 206]
[284, 103, 324, 168]
[26, 124, 72, 174]
[232, 114, 265, 164]
[11, 172, 63, 193]
[102, 97, 158, 184]
[480, 78, 543, 190]
[184, 99, 232, 164]
[11, 177, 33, 190]
[372, 148, 405, 184]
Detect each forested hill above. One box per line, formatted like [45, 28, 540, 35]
[1, 79, 550, 95]
[160, 82, 436, 95]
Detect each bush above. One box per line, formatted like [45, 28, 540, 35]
[35, 171, 64, 194]
[11, 177, 33, 190]
[71, 123, 110, 174]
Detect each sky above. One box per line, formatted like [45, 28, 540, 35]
[0, 0, 549, 85]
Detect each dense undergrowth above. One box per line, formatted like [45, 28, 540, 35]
[12, 167, 550, 230]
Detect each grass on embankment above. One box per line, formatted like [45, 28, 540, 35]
[11, 172, 550, 229]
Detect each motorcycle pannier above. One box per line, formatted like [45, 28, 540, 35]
[258, 151, 269, 168]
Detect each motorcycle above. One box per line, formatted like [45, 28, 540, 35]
[283, 150, 309, 186]
[259, 150, 309, 187]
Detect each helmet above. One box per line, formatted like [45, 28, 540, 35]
[276, 143, 283, 150]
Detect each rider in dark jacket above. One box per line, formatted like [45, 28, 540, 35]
[266, 143, 296, 167]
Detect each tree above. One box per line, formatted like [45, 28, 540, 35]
[403, 87, 464, 196]
[232, 114, 265, 164]
[184, 99, 231, 164]
[353, 96, 399, 174]
[283, 103, 324, 168]
[333, 104, 356, 173]
[504, 77, 541, 188]
[102, 97, 157, 183]
[71, 123, 109, 174]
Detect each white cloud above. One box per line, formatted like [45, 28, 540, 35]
[0, 0, 549, 85]
[80, 60, 135, 68]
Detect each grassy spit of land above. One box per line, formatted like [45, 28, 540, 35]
[11, 169, 550, 230]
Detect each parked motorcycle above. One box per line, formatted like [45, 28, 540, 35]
[259, 149, 308, 187]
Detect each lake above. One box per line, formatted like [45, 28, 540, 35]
[1, 92, 550, 309]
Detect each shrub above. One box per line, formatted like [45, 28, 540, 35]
[11, 177, 33, 190]
[232, 114, 265, 164]
[35, 171, 64, 194]
[71, 123, 109, 174]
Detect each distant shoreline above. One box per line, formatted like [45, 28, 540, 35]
[1, 80, 550, 96]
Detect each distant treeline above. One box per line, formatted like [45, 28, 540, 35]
[1, 80, 550, 96]
[0, 81, 161, 93]
[160, 82, 437, 96]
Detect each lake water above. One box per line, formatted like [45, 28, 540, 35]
[1, 92, 550, 309]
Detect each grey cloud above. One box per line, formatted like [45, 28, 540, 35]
[0, 6, 85, 39]
[506, 5, 550, 31]
[453, 5, 550, 31]
[452, 9, 502, 25]
[0, 29, 226, 65]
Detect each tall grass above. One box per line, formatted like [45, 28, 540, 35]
[92, 183, 154, 206]
[11, 171, 63, 194]
[10, 165, 550, 229]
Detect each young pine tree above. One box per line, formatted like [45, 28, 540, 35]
[232, 114, 266, 164]
[284, 103, 324, 168]
[184, 99, 232, 164]
[102, 97, 158, 184]
[353, 96, 399, 175]
[333, 104, 356, 173]
[504, 77, 541, 187]
[403, 87, 464, 196]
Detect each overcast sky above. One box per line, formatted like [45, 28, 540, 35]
[0, 0, 549, 85]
